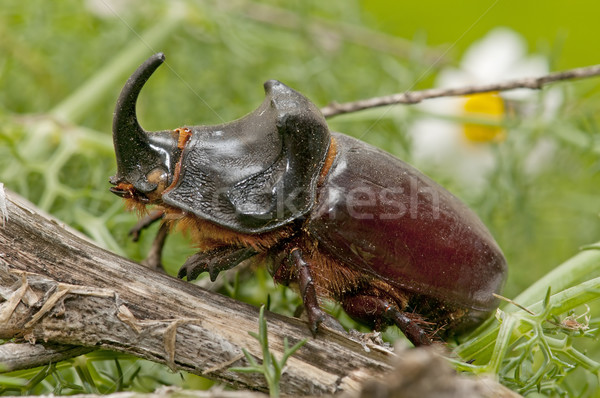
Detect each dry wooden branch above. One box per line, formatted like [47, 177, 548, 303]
[0, 190, 393, 395]
[320, 64, 600, 118]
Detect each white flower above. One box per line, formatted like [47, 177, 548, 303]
[409, 27, 558, 191]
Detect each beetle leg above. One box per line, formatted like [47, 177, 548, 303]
[129, 209, 164, 241]
[293, 304, 346, 333]
[141, 221, 169, 272]
[178, 247, 257, 282]
[341, 295, 432, 346]
[288, 248, 326, 336]
[389, 310, 433, 347]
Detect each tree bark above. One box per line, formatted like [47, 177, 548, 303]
[0, 190, 393, 395]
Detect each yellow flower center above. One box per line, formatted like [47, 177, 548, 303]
[462, 92, 505, 143]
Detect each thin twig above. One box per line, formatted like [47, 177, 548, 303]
[321, 64, 600, 118]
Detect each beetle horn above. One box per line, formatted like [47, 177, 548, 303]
[110, 53, 179, 193]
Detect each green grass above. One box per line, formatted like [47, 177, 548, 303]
[230, 305, 307, 398]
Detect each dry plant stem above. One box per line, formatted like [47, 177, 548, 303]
[320, 64, 600, 118]
[0, 343, 93, 372]
[0, 190, 393, 395]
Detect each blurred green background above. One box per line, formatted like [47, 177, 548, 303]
[366, 0, 600, 72]
[1, 0, 599, 396]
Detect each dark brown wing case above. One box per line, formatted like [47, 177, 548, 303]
[309, 133, 507, 316]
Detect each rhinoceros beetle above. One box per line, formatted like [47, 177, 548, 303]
[110, 53, 507, 346]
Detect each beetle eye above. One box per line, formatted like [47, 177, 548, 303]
[146, 168, 169, 195]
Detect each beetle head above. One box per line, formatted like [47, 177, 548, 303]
[110, 53, 180, 203]
[110, 53, 331, 232]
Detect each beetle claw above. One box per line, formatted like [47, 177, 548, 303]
[319, 312, 346, 333]
[307, 307, 326, 336]
[178, 252, 211, 280]
[207, 247, 257, 282]
[178, 247, 258, 281]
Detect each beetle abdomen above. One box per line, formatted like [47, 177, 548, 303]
[308, 133, 507, 321]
